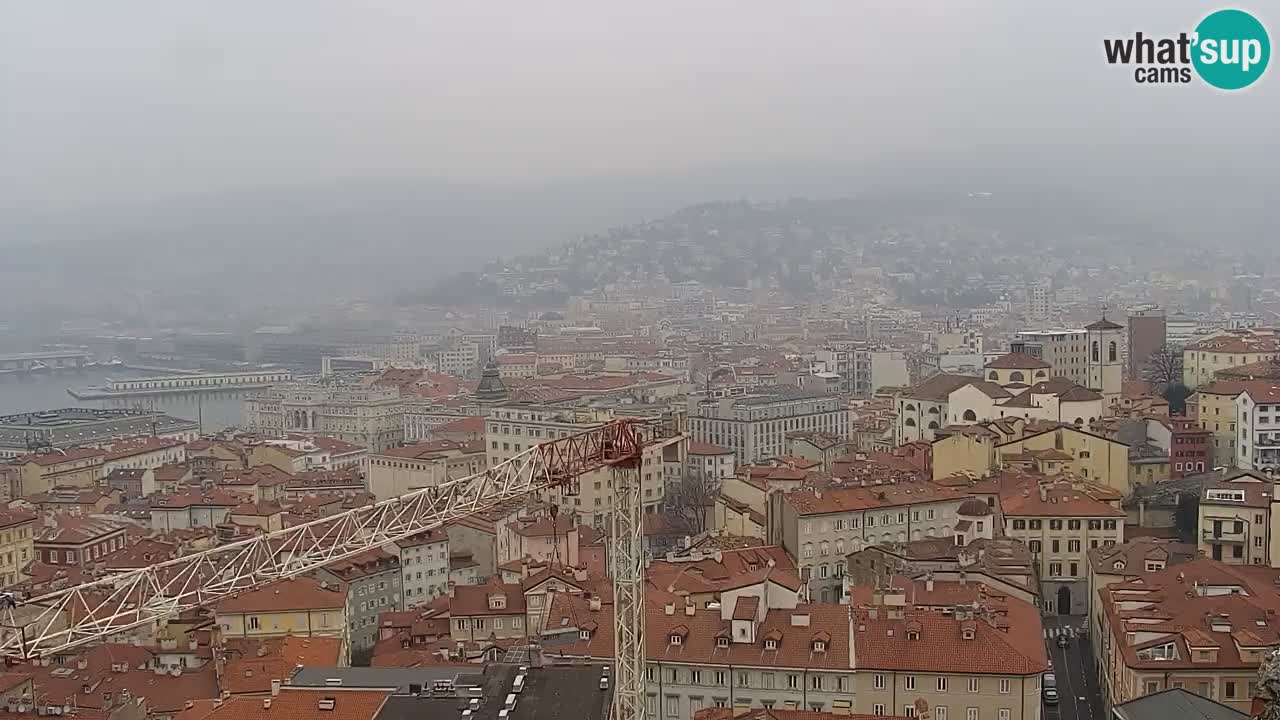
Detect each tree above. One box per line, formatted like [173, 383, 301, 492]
[665, 471, 715, 536]
[1165, 383, 1193, 415]
[1144, 344, 1183, 392]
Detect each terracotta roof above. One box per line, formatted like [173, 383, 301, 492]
[1087, 538, 1197, 577]
[696, 710, 903, 720]
[34, 516, 126, 545]
[732, 596, 759, 620]
[0, 509, 37, 529]
[449, 579, 526, 616]
[648, 546, 802, 594]
[217, 577, 346, 614]
[688, 441, 734, 456]
[221, 637, 343, 694]
[852, 597, 1046, 675]
[432, 416, 485, 434]
[901, 373, 981, 402]
[957, 498, 993, 516]
[1236, 380, 1280, 403]
[201, 689, 389, 720]
[1101, 558, 1280, 672]
[967, 380, 1012, 399]
[985, 352, 1051, 370]
[1185, 331, 1280, 354]
[998, 477, 1125, 518]
[103, 436, 185, 461]
[785, 481, 965, 516]
[154, 462, 193, 482]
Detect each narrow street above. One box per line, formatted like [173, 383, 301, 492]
[1042, 615, 1104, 720]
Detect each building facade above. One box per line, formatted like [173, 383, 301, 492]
[689, 387, 851, 463]
[1127, 305, 1166, 381]
[245, 381, 405, 451]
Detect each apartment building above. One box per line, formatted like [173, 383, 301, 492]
[1013, 318, 1124, 406]
[769, 480, 969, 602]
[9, 447, 106, 495]
[392, 528, 450, 606]
[0, 509, 35, 588]
[1182, 329, 1280, 389]
[215, 576, 348, 649]
[1127, 305, 1166, 381]
[1096, 558, 1280, 716]
[1196, 472, 1272, 565]
[689, 386, 850, 463]
[1189, 380, 1246, 467]
[314, 549, 402, 651]
[995, 424, 1130, 493]
[365, 439, 486, 501]
[814, 344, 910, 397]
[245, 380, 404, 450]
[1234, 381, 1280, 470]
[687, 441, 736, 489]
[1085, 538, 1199, 679]
[544, 576, 1046, 720]
[102, 436, 187, 474]
[485, 403, 684, 526]
[33, 516, 128, 568]
[448, 579, 528, 643]
[999, 476, 1126, 615]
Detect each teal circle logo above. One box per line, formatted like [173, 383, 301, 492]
[1192, 9, 1270, 89]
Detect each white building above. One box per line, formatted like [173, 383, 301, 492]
[393, 529, 451, 605]
[688, 386, 851, 463]
[1234, 382, 1280, 470]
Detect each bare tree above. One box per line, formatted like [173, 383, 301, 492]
[1144, 344, 1183, 391]
[665, 471, 715, 535]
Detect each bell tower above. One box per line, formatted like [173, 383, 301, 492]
[1086, 315, 1124, 408]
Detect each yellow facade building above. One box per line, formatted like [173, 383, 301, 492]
[0, 510, 36, 588]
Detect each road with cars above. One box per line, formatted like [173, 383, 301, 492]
[1041, 615, 1105, 720]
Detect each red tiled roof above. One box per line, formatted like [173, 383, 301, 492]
[784, 481, 965, 516]
[216, 577, 346, 614]
[852, 599, 1046, 675]
[449, 579, 526, 616]
[202, 689, 389, 720]
[688, 441, 734, 456]
[104, 436, 185, 461]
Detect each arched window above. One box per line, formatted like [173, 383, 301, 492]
[1074, 417, 1084, 426]
[904, 403, 916, 412]
[927, 421, 939, 430]
[834, 539, 845, 555]
[1092, 341, 1100, 361]
[905, 418, 916, 427]
[1010, 371, 1025, 382]
[927, 406, 940, 414]
[963, 409, 977, 422]
[1109, 341, 1118, 362]
[1035, 370, 1047, 378]
[988, 371, 999, 381]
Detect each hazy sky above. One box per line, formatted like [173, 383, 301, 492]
[2, 1, 1276, 210]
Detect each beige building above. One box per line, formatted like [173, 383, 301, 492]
[1000, 475, 1125, 614]
[1188, 380, 1246, 467]
[769, 480, 970, 603]
[1182, 328, 1280, 389]
[543, 573, 1047, 720]
[245, 380, 404, 450]
[365, 439, 486, 501]
[214, 576, 348, 654]
[0, 509, 36, 588]
[1096, 558, 1280, 716]
[1196, 471, 1271, 565]
[996, 425, 1130, 492]
[11, 447, 106, 495]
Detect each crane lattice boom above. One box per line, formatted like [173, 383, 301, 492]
[0, 418, 662, 662]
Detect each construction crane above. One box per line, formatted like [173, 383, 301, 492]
[0, 418, 669, 720]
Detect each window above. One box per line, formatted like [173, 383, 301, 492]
[1012, 519, 1025, 530]
[874, 674, 886, 690]
[999, 679, 1010, 694]
[873, 705, 885, 717]
[691, 670, 702, 684]
[1068, 540, 1080, 553]
[811, 675, 822, 690]
[715, 671, 726, 686]
[1051, 540, 1060, 553]
[968, 678, 979, 693]
[738, 672, 750, 687]
[966, 709, 978, 720]
[1145, 681, 1160, 695]
[787, 674, 799, 689]
[905, 675, 916, 690]
[1029, 540, 1041, 553]
[1226, 681, 1237, 698]
[998, 711, 1009, 720]
[248, 616, 260, 630]
[905, 706, 917, 718]
[1049, 520, 1062, 530]
[665, 697, 679, 717]
[936, 708, 947, 720]
[937, 677, 948, 692]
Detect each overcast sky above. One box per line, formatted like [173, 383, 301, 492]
[2, 0, 1275, 211]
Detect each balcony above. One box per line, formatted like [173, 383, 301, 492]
[1202, 527, 1247, 543]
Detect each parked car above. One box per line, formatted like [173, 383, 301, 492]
[1043, 687, 1059, 706]
[1056, 634, 1070, 648]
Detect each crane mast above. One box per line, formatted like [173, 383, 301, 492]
[1, 418, 668, 720]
